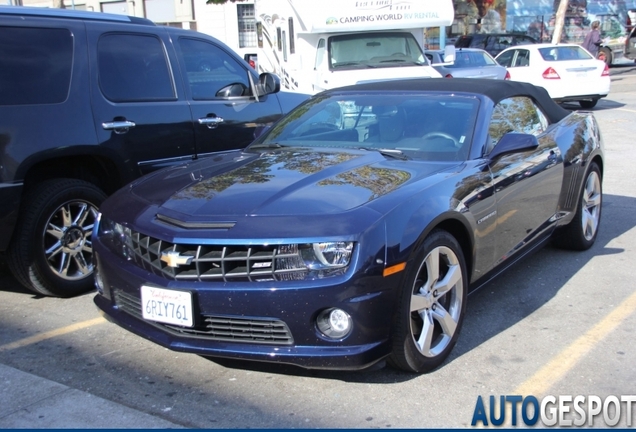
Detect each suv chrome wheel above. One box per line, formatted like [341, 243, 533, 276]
[43, 200, 99, 281]
[7, 179, 106, 297]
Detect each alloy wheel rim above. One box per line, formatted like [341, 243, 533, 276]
[42, 200, 99, 281]
[409, 245, 463, 358]
[581, 171, 602, 241]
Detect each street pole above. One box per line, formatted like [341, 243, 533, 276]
[551, 0, 569, 44]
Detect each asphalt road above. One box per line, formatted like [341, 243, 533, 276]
[1, 65, 636, 428]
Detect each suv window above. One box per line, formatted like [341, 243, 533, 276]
[0, 27, 73, 105]
[179, 37, 250, 100]
[97, 33, 175, 102]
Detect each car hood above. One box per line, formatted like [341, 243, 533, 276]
[127, 148, 454, 220]
[325, 65, 442, 89]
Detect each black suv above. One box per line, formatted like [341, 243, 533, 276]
[454, 33, 538, 57]
[0, 6, 308, 297]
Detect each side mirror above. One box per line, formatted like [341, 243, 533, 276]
[258, 72, 281, 96]
[489, 133, 539, 161]
[443, 45, 456, 64]
[215, 83, 247, 98]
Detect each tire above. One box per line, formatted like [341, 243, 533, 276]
[388, 229, 468, 373]
[7, 179, 107, 297]
[579, 99, 598, 109]
[554, 162, 602, 251]
[598, 47, 612, 66]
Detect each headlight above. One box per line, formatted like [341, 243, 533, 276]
[300, 242, 354, 270]
[97, 215, 133, 259]
[273, 242, 354, 280]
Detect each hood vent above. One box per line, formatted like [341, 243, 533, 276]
[156, 213, 235, 230]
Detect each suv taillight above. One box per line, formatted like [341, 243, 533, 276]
[542, 67, 560, 79]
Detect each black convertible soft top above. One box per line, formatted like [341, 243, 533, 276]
[332, 78, 571, 124]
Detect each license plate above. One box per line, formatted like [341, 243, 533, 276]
[141, 286, 193, 327]
[576, 72, 587, 78]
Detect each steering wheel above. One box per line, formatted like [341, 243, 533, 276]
[421, 132, 460, 149]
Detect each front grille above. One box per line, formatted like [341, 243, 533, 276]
[126, 231, 308, 282]
[113, 289, 294, 345]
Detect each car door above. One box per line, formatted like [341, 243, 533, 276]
[87, 22, 196, 181]
[487, 96, 563, 266]
[502, 48, 538, 85]
[173, 35, 284, 156]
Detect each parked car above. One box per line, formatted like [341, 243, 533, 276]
[425, 48, 509, 79]
[0, 6, 309, 298]
[93, 78, 604, 373]
[454, 33, 538, 57]
[495, 43, 610, 109]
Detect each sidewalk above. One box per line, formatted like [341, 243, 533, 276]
[0, 363, 183, 428]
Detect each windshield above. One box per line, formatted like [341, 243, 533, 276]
[328, 32, 427, 70]
[249, 93, 479, 162]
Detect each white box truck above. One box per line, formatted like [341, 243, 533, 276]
[252, 0, 455, 94]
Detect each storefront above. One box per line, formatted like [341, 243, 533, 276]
[448, 0, 636, 45]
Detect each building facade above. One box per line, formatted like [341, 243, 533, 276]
[14, 0, 257, 55]
[11, 0, 636, 53]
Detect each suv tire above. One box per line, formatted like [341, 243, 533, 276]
[7, 179, 106, 297]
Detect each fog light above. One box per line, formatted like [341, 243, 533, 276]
[94, 267, 104, 295]
[317, 308, 352, 339]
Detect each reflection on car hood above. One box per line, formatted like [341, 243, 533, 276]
[129, 148, 453, 218]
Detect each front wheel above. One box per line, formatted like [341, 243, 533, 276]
[553, 162, 602, 251]
[388, 229, 468, 373]
[7, 179, 106, 297]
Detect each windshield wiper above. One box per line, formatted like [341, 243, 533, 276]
[332, 62, 375, 69]
[358, 147, 410, 160]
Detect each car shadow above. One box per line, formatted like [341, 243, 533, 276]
[0, 256, 40, 297]
[559, 99, 626, 111]
[437, 192, 633, 375]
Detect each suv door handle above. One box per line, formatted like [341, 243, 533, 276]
[102, 120, 136, 134]
[198, 116, 224, 129]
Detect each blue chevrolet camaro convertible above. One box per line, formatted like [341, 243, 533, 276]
[93, 79, 604, 373]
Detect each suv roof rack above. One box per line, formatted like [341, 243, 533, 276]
[0, 5, 155, 26]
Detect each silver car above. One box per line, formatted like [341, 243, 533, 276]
[425, 48, 509, 79]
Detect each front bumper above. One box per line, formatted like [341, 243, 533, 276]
[93, 248, 398, 370]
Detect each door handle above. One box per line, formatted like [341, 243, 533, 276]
[198, 116, 224, 129]
[102, 120, 136, 134]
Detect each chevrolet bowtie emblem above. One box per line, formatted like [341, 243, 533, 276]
[160, 251, 194, 268]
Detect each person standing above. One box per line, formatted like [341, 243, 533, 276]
[582, 20, 601, 57]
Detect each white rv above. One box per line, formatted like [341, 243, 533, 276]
[253, 0, 455, 94]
